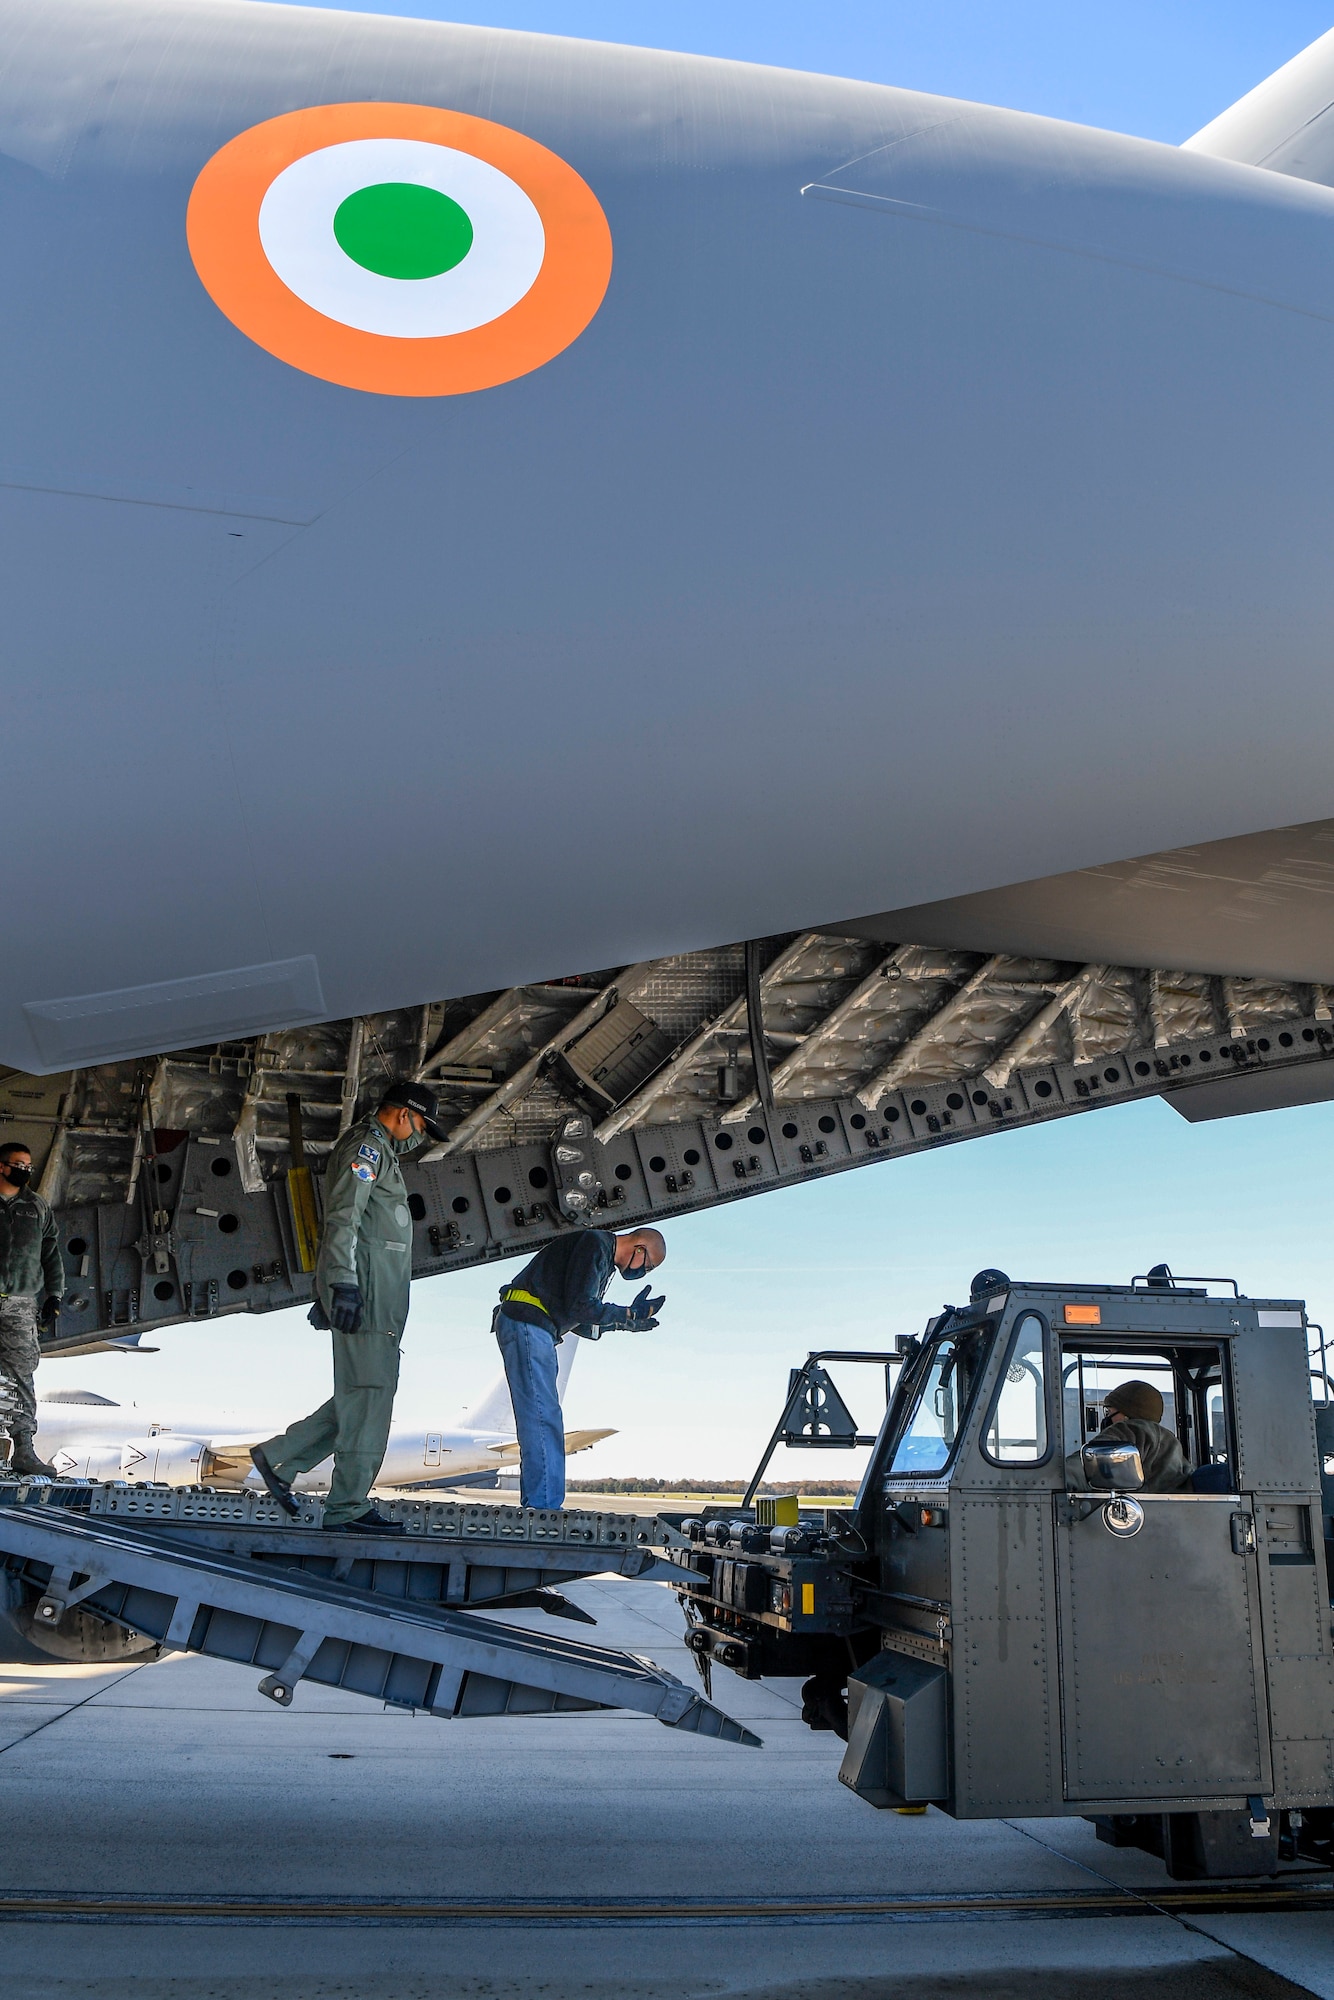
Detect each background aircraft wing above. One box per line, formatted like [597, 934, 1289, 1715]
[486, 1427, 616, 1463]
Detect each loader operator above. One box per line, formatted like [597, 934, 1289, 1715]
[250, 1080, 444, 1534]
[1081, 1379, 1191, 1493]
[0, 1143, 64, 1479]
[494, 1227, 666, 1510]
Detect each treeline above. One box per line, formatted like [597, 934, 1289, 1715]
[565, 1477, 861, 1495]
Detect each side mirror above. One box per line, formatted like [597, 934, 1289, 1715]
[1082, 1442, 1144, 1491]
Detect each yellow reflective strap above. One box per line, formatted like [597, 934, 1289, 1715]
[502, 1288, 550, 1315]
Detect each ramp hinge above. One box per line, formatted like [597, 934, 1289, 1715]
[33, 1565, 111, 1628]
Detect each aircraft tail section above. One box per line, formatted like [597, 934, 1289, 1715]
[1184, 27, 1334, 188]
[460, 1331, 580, 1435]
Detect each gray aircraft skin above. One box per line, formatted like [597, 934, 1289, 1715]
[5, 3, 1334, 1075]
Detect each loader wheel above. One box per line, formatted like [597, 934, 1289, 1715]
[12, 1603, 162, 1664]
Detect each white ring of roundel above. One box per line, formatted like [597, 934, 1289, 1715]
[258, 137, 546, 339]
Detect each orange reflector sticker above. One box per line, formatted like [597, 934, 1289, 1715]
[801, 1583, 815, 1615]
[1064, 1303, 1102, 1326]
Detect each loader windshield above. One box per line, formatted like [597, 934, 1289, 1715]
[885, 1321, 994, 1478]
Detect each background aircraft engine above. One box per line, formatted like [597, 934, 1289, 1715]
[117, 1436, 208, 1485]
[47, 1442, 124, 1482]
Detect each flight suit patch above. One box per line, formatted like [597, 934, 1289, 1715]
[351, 1162, 376, 1182]
[357, 1143, 381, 1164]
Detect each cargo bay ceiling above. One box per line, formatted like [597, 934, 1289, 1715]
[9, 819, 1334, 1356]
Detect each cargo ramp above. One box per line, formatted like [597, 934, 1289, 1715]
[0, 1485, 758, 1743]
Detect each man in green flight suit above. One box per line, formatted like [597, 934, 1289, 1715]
[250, 1079, 444, 1533]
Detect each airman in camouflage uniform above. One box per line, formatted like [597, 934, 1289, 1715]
[0, 1143, 65, 1477]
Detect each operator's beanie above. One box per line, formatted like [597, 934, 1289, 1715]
[1106, 1380, 1163, 1423]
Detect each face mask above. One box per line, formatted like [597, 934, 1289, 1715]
[389, 1122, 422, 1156]
[3, 1165, 31, 1187]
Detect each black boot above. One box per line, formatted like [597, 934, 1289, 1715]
[337, 1507, 406, 1535]
[9, 1443, 58, 1480]
[250, 1445, 299, 1517]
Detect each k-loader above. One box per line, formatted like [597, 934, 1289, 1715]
[2, 1265, 1332, 1888]
[667, 1269, 1334, 1882]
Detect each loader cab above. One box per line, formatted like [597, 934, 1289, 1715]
[870, 1283, 1246, 1512]
[873, 1293, 1235, 1497]
[848, 1277, 1332, 1866]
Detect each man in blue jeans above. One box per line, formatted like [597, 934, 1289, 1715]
[493, 1227, 666, 1509]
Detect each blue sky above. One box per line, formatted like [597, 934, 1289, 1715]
[43, 2, 1334, 1477]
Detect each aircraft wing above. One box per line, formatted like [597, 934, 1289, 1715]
[561, 1430, 616, 1457]
[486, 1429, 616, 1463]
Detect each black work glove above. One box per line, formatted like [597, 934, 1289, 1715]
[604, 1298, 659, 1332]
[37, 1297, 61, 1330]
[329, 1284, 364, 1333]
[628, 1284, 665, 1320]
[307, 1299, 330, 1331]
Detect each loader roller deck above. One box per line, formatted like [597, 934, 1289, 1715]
[20, 1481, 696, 1620]
[0, 1485, 756, 1743]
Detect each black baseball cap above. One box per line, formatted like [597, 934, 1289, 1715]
[380, 1078, 446, 1142]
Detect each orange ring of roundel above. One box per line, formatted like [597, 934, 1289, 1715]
[187, 102, 613, 396]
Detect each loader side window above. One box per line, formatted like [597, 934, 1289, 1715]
[1060, 1342, 1231, 1478]
[1063, 1350, 1177, 1453]
[886, 1323, 993, 1477]
[982, 1312, 1050, 1465]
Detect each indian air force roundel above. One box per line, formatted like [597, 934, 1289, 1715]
[186, 103, 613, 395]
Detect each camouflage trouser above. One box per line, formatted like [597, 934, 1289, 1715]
[0, 1297, 38, 1444]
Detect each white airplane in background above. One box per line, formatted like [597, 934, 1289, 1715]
[33, 1338, 612, 1492]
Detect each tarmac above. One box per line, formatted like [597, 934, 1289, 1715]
[0, 1572, 1331, 2000]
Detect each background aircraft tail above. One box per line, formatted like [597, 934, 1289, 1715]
[460, 1333, 579, 1435]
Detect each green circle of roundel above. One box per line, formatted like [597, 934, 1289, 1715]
[332, 182, 474, 281]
